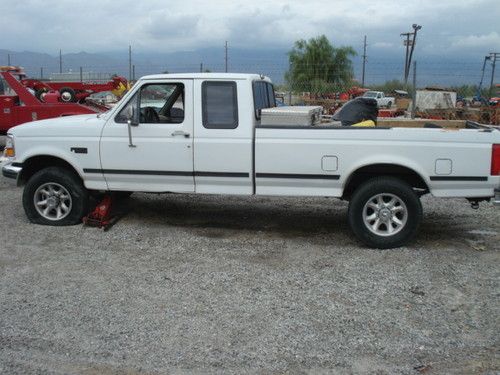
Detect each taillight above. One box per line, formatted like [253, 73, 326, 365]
[492, 144, 500, 175]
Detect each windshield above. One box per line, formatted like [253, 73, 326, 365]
[363, 92, 377, 98]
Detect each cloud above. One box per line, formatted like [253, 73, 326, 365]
[372, 42, 394, 49]
[449, 32, 500, 50]
[0, 0, 498, 59]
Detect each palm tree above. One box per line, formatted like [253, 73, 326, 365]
[285, 35, 356, 95]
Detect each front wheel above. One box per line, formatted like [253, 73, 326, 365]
[348, 177, 422, 249]
[23, 167, 89, 226]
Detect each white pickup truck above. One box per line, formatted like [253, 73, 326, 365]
[2, 73, 500, 248]
[362, 91, 395, 108]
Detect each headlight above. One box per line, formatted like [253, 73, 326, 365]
[4, 134, 15, 158]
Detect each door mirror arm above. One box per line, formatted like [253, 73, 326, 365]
[127, 106, 139, 127]
[127, 106, 138, 148]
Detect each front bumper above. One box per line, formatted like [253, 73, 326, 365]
[494, 189, 500, 207]
[1, 162, 22, 180]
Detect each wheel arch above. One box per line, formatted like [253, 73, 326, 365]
[17, 155, 83, 186]
[342, 163, 429, 200]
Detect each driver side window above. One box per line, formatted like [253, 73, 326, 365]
[115, 83, 185, 124]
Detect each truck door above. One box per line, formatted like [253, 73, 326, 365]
[99, 79, 194, 192]
[193, 79, 253, 194]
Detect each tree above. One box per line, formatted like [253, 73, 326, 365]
[285, 35, 356, 94]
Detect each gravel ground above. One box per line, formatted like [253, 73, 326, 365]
[0, 166, 499, 374]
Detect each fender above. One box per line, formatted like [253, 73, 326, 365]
[341, 154, 431, 193]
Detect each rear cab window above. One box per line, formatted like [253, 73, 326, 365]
[202, 81, 238, 129]
[253, 81, 276, 119]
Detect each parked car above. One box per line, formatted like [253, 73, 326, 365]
[2, 73, 500, 248]
[362, 91, 395, 108]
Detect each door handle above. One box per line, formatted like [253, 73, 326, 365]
[171, 130, 190, 138]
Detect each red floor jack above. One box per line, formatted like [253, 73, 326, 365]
[83, 195, 122, 231]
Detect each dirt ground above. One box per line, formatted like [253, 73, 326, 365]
[0, 166, 499, 374]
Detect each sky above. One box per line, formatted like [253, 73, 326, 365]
[2, 0, 499, 59]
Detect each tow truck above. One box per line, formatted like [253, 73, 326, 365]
[0, 70, 102, 133]
[22, 75, 128, 103]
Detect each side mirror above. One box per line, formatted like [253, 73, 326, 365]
[255, 108, 262, 120]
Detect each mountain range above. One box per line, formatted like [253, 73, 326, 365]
[0, 48, 492, 88]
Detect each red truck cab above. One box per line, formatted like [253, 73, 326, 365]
[0, 71, 99, 133]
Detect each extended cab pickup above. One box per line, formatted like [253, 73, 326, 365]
[2, 73, 500, 248]
[362, 91, 395, 108]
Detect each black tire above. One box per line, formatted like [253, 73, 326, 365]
[59, 87, 77, 102]
[23, 167, 89, 226]
[348, 177, 422, 249]
[386, 101, 392, 108]
[35, 88, 49, 102]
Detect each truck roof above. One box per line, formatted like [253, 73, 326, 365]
[141, 73, 271, 81]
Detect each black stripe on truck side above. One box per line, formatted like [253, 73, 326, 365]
[83, 169, 249, 178]
[430, 176, 488, 181]
[256, 173, 340, 180]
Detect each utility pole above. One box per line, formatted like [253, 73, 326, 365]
[200, 62, 203, 73]
[489, 52, 499, 97]
[407, 24, 422, 81]
[401, 24, 422, 84]
[411, 60, 417, 119]
[132, 64, 136, 82]
[79, 66, 83, 82]
[225, 41, 228, 73]
[400, 32, 411, 82]
[7, 53, 11, 66]
[40, 67, 43, 80]
[59, 49, 62, 73]
[128, 45, 132, 83]
[361, 35, 367, 87]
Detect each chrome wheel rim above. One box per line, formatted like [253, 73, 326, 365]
[363, 193, 407, 237]
[34, 182, 72, 221]
[60, 92, 72, 102]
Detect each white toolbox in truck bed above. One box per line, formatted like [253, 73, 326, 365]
[260, 106, 323, 126]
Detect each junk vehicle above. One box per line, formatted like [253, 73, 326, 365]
[22, 75, 128, 103]
[0, 71, 100, 133]
[362, 91, 395, 108]
[2, 73, 500, 249]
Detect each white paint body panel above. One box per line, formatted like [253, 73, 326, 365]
[100, 79, 195, 192]
[6, 73, 500, 201]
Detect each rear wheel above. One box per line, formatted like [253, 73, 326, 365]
[59, 87, 77, 102]
[23, 167, 89, 226]
[386, 101, 392, 108]
[348, 177, 422, 249]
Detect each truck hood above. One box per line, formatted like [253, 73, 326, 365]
[8, 114, 106, 138]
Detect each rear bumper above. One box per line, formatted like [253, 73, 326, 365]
[1, 162, 22, 180]
[494, 189, 500, 207]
